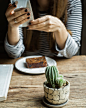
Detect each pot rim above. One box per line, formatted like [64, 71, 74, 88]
[43, 80, 70, 90]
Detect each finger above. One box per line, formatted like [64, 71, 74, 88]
[7, 3, 14, 15]
[29, 20, 50, 29]
[41, 27, 58, 32]
[5, 2, 18, 17]
[7, 8, 30, 22]
[6, 6, 17, 17]
[31, 15, 50, 25]
[27, 25, 48, 32]
[28, 25, 56, 32]
[29, 22, 54, 30]
[28, 27, 49, 32]
[9, 13, 30, 25]
[13, 18, 30, 27]
[8, 3, 12, 9]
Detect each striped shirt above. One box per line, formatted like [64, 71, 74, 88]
[4, 0, 82, 58]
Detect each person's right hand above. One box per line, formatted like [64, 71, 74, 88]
[5, 1, 30, 28]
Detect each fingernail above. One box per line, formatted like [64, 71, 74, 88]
[12, 1, 16, 7]
[25, 9, 28, 12]
[27, 13, 30, 16]
[27, 17, 30, 19]
[29, 22, 31, 25]
[14, 4, 16, 7]
[26, 27, 29, 29]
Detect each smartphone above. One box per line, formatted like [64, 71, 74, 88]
[10, 0, 34, 27]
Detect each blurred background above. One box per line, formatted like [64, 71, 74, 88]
[0, 0, 85, 55]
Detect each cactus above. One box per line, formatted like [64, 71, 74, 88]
[45, 66, 66, 88]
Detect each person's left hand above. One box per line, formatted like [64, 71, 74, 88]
[27, 15, 66, 33]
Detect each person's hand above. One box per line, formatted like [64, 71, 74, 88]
[5, 1, 30, 28]
[27, 15, 68, 50]
[27, 15, 67, 33]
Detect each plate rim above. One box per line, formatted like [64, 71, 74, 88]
[15, 55, 57, 74]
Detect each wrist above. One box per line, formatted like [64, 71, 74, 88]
[8, 24, 18, 31]
[54, 20, 67, 35]
[54, 20, 68, 38]
[54, 23, 68, 50]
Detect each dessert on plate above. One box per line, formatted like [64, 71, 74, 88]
[26, 56, 47, 68]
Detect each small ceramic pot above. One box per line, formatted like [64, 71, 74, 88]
[43, 80, 70, 105]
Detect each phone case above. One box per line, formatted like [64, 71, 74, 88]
[10, 0, 34, 27]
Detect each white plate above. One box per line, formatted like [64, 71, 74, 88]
[43, 97, 68, 108]
[15, 56, 57, 74]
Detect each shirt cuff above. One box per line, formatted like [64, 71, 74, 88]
[5, 34, 22, 48]
[4, 34, 25, 58]
[55, 32, 80, 58]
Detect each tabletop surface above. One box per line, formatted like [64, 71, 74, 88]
[0, 55, 86, 108]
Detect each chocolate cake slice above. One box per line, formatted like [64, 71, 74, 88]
[26, 56, 47, 68]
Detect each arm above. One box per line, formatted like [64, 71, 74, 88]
[26, 0, 82, 58]
[4, 27, 25, 58]
[55, 0, 82, 58]
[4, 2, 30, 58]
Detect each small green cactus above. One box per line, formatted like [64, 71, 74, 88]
[45, 66, 66, 88]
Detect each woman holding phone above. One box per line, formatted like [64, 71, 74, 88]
[5, 0, 82, 58]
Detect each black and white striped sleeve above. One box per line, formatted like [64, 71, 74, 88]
[4, 27, 25, 58]
[55, 0, 82, 58]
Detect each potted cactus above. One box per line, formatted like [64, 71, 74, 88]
[43, 66, 70, 105]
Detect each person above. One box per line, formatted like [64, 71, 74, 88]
[4, 0, 82, 58]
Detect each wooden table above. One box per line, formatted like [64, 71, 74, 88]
[0, 55, 86, 108]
